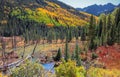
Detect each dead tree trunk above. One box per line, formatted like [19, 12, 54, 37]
[12, 36, 17, 52]
[21, 42, 26, 59]
[31, 40, 38, 57]
[1, 37, 6, 65]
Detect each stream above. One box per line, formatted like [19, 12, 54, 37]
[42, 62, 55, 73]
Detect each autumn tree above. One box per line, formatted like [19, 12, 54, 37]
[11, 60, 46, 77]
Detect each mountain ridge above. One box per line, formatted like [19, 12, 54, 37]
[76, 3, 120, 16]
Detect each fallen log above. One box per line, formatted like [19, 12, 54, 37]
[0, 55, 32, 70]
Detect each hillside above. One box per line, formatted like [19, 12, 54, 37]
[0, 0, 92, 26]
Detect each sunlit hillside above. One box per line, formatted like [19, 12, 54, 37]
[0, 0, 93, 26]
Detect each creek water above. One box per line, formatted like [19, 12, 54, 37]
[42, 62, 55, 73]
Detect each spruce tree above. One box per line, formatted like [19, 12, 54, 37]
[117, 22, 120, 44]
[97, 19, 103, 38]
[75, 27, 79, 40]
[75, 42, 81, 66]
[81, 27, 86, 41]
[88, 15, 96, 50]
[101, 15, 107, 45]
[111, 25, 116, 45]
[54, 48, 62, 61]
[68, 27, 72, 42]
[64, 29, 70, 62]
[96, 19, 103, 46]
[115, 8, 120, 26]
[115, 8, 120, 44]
[106, 14, 113, 45]
[47, 29, 55, 43]
[71, 51, 75, 60]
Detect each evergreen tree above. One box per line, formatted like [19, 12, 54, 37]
[117, 22, 120, 44]
[96, 19, 103, 46]
[101, 14, 107, 46]
[115, 8, 120, 26]
[88, 15, 96, 50]
[54, 48, 62, 61]
[109, 24, 116, 45]
[47, 29, 55, 43]
[64, 29, 70, 62]
[71, 51, 75, 60]
[75, 27, 79, 40]
[115, 8, 120, 44]
[68, 27, 72, 42]
[106, 14, 114, 45]
[74, 42, 81, 66]
[88, 15, 96, 39]
[97, 19, 103, 38]
[81, 27, 86, 41]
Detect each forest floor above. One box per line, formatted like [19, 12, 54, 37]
[0, 37, 120, 70]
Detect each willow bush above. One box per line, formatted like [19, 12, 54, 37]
[10, 60, 45, 77]
[55, 60, 86, 77]
[55, 60, 120, 77]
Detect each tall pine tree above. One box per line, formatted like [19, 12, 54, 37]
[88, 15, 97, 50]
[54, 48, 62, 61]
[64, 29, 70, 62]
[74, 42, 81, 66]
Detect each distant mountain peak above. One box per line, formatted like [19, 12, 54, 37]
[117, 3, 120, 7]
[107, 3, 114, 5]
[76, 3, 119, 16]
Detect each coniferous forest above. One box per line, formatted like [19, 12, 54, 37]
[0, 0, 120, 77]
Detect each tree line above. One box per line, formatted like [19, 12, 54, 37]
[88, 8, 120, 51]
[0, 15, 85, 43]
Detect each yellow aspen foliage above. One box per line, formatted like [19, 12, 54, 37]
[36, 8, 56, 17]
[0, 72, 7, 77]
[11, 3, 93, 26]
[45, 1, 60, 8]
[55, 60, 86, 77]
[55, 60, 120, 77]
[10, 60, 45, 77]
[87, 67, 120, 77]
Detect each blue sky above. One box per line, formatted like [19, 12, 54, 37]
[58, 0, 120, 8]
